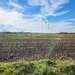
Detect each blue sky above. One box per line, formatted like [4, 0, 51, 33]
[0, 0, 75, 33]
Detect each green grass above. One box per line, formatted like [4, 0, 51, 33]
[0, 59, 75, 75]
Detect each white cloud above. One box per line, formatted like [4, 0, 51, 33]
[49, 19, 75, 33]
[28, 0, 47, 6]
[58, 21, 74, 26]
[0, 6, 48, 32]
[51, 10, 70, 17]
[7, 0, 23, 10]
[0, 0, 74, 33]
[67, 18, 75, 21]
[28, 0, 70, 17]
[0, 0, 70, 26]
[0, 6, 74, 33]
[0, 7, 25, 25]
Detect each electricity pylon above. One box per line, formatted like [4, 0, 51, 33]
[42, 17, 51, 33]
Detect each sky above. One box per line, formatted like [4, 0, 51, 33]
[0, 0, 75, 33]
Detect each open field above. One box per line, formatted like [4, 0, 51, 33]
[0, 33, 75, 75]
[0, 33, 63, 62]
[0, 33, 75, 62]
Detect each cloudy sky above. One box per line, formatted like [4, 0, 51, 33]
[0, 0, 75, 33]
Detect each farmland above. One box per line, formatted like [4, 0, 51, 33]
[0, 33, 75, 61]
[0, 33, 63, 62]
[0, 33, 75, 75]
